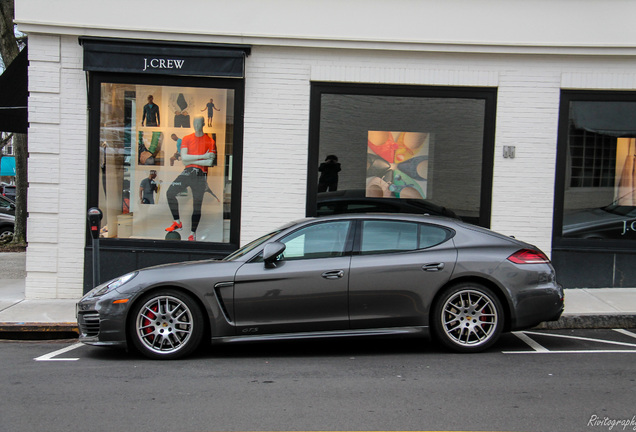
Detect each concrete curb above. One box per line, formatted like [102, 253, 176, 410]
[0, 322, 79, 340]
[534, 314, 636, 330]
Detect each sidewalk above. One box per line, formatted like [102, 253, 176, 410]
[1, 252, 635, 339]
[0, 252, 78, 338]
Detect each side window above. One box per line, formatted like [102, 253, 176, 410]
[360, 220, 452, 254]
[360, 220, 418, 254]
[281, 221, 351, 260]
[419, 224, 452, 248]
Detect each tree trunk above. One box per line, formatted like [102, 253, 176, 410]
[12, 133, 26, 243]
[0, 0, 27, 245]
[0, 0, 18, 66]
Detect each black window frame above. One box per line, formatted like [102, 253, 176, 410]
[306, 82, 497, 228]
[86, 71, 245, 254]
[553, 90, 636, 252]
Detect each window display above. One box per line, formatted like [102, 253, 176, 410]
[311, 86, 496, 226]
[98, 83, 234, 243]
[558, 98, 636, 242]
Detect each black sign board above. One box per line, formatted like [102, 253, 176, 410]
[80, 37, 249, 78]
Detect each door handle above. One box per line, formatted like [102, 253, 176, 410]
[322, 270, 344, 279]
[422, 263, 445, 272]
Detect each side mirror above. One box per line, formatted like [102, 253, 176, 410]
[263, 242, 286, 268]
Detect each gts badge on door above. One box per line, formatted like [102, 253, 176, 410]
[242, 327, 259, 334]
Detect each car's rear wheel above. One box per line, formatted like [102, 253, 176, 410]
[129, 289, 204, 360]
[432, 283, 503, 353]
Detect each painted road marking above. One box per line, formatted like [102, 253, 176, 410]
[505, 330, 636, 354]
[34, 343, 83, 361]
[512, 331, 549, 352]
[614, 328, 636, 339]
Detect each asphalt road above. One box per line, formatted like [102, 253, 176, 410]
[1, 329, 636, 432]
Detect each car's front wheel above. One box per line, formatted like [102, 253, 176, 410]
[129, 289, 204, 360]
[432, 283, 503, 353]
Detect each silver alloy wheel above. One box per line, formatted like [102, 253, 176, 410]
[135, 295, 194, 355]
[440, 289, 499, 347]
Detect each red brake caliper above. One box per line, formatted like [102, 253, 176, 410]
[143, 305, 158, 341]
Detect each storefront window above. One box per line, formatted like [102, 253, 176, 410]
[309, 85, 496, 226]
[557, 97, 636, 242]
[98, 82, 234, 243]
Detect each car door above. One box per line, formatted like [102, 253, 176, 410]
[233, 220, 353, 335]
[348, 219, 457, 329]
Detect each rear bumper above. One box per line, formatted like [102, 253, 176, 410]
[511, 284, 564, 330]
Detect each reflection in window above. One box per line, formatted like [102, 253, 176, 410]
[315, 90, 490, 225]
[561, 100, 636, 241]
[281, 221, 351, 259]
[98, 83, 234, 243]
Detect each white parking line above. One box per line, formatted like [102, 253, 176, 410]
[522, 330, 636, 348]
[34, 343, 83, 361]
[504, 349, 636, 354]
[504, 330, 636, 354]
[614, 328, 636, 339]
[512, 331, 549, 352]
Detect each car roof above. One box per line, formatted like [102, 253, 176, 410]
[289, 212, 528, 246]
[316, 189, 457, 217]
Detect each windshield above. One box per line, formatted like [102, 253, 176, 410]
[222, 230, 281, 261]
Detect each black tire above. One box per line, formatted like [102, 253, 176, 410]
[432, 283, 503, 353]
[0, 227, 13, 244]
[129, 289, 204, 360]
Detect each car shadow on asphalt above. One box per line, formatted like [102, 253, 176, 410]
[79, 335, 453, 361]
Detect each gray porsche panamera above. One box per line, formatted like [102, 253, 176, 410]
[77, 213, 564, 359]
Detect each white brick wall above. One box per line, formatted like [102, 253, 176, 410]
[241, 48, 312, 242]
[491, 67, 562, 254]
[242, 48, 636, 256]
[23, 35, 636, 298]
[26, 34, 87, 299]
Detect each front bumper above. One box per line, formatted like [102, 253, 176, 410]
[76, 294, 131, 348]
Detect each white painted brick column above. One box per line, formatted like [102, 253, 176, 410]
[26, 34, 87, 299]
[241, 47, 312, 243]
[490, 66, 561, 255]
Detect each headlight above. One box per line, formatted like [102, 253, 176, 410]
[91, 272, 138, 297]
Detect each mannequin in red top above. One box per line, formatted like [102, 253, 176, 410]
[165, 116, 216, 241]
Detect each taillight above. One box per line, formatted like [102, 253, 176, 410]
[507, 249, 550, 264]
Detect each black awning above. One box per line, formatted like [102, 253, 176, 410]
[571, 101, 636, 137]
[80, 37, 250, 78]
[0, 48, 28, 133]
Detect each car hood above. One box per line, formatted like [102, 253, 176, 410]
[115, 258, 244, 295]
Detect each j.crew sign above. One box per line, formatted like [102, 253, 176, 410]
[81, 38, 245, 77]
[143, 57, 186, 72]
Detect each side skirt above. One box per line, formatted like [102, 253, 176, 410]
[210, 326, 429, 345]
